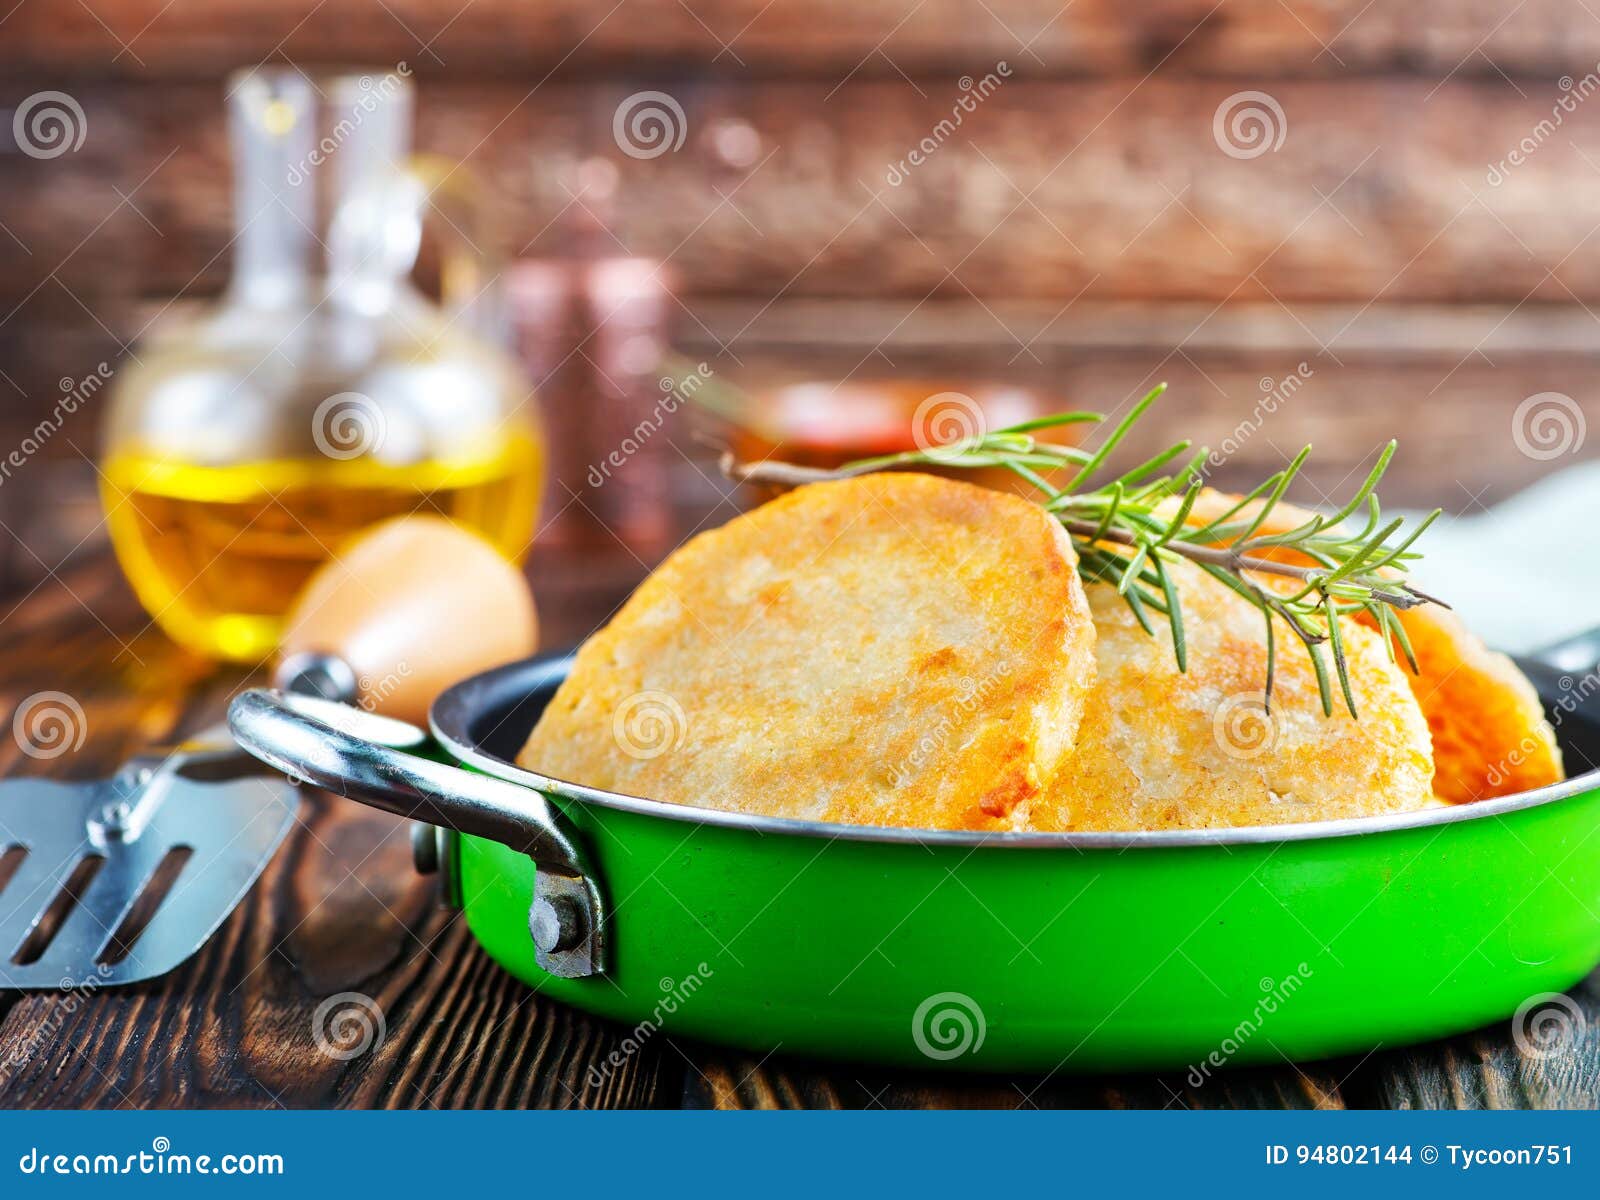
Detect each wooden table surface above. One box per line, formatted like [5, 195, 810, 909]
[0, 541, 1597, 1111]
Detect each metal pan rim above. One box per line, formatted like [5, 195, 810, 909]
[431, 651, 1600, 851]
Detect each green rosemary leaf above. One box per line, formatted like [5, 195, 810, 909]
[1324, 594, 1358, 719]
[1062, 384, 1168, 492]
[1153, 554, 1187, 673]
[725, 382, 1444, 721]
[992, 411, 1105, 435]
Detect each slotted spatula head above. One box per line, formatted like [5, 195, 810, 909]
[0, 755, 299, 989]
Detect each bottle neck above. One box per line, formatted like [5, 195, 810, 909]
[225, 68, 415, 310]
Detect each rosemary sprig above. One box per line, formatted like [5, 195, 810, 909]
[719, 383, 1444, 718]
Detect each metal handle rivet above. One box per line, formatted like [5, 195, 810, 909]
[530, 894, 584, 953]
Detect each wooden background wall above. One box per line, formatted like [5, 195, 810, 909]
[4, 0, 1600, 575]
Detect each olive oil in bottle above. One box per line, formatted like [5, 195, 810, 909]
[102, 437, 542, 662]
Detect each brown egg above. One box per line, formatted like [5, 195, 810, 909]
[279, 516, 538, 725]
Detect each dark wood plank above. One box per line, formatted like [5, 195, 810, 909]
[0, 556, 677, 1108]
[9, 73, 1599, 311]
[678, 1049, 1351, 1109]
[4, 0, 1597, 80]
[1347, 969, 1600, 1110]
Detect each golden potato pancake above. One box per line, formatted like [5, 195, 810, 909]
[1174, 490, 1563, 803]
[520, 472, 1097, 832]
[1035, 559, 1436, 831]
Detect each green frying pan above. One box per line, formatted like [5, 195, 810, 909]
[227, 635, 1600, 1073]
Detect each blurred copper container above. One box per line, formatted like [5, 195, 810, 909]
[726, 380, 1079, 497]
[507, 256, 677, 556]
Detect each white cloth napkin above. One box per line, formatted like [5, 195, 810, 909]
[1398, 462, 1600, 655]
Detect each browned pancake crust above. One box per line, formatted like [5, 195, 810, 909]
[1035, 559, 1435, 831]
[520, 472, 1097, 831]
[1174, 489, 1563, 802]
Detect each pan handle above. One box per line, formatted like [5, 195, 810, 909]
[227, 688, 605, 979]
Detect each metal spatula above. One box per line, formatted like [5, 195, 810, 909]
[0, 724, 301, 991]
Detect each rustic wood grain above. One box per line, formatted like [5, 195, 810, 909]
[0, 556, 675, 1109]
[679, 1052, 1351, 1109]
[9, 74, 1599, 311]
[0, 538, 1597, 1108]
[3, 0, 1597, 80]
[1351, 970, 1600, 1110]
